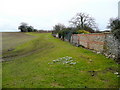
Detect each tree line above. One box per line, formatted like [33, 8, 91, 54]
[18, 12, 120, 40]
[18, 22, 37, 32]
[52, 12, 120, 41]
[52, 12, 100, 41]
[18, 22, 51, 33]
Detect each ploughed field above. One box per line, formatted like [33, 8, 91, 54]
[2, 32, 35, 53]
[2, 32, 119, 88]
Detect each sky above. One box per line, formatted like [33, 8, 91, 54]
[0, 0, 119, 32]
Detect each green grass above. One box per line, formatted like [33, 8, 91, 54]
[2, 32, 119, 88]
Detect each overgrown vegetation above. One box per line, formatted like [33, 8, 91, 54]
[107, 18, 120, 40]
[73, 30, 90, 34]
[52, 12, 99, 41]
[2, 33, 119, 88]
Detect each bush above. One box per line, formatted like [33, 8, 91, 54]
[72, 30, 90, 34]
[107, 18, 120, 40]
[77, 30, 90, 34]
[112, 29, 120, 40]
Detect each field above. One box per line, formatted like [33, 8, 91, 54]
[2, 32, 35, 53]
[2, 32, 119, 88]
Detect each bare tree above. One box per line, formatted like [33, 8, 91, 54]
[69, 12, 98, 32]
[53, 23, 66, 33]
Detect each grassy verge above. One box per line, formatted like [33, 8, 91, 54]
[2, 32, 119, 88]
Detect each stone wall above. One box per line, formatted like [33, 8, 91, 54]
[105, 34, 120, 59]
[71, 33, 120, 59]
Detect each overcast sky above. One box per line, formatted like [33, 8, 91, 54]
[0, 0, 119, 32]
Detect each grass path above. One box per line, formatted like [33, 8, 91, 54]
[2, 33, 119, 88]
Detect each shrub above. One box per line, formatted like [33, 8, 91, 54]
[107, 18, 120, 40]
[73, 30, 90, 34]
[77, 30, 90, 34]
[112, 29, 120, 40]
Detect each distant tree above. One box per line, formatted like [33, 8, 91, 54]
[69, 12, 98, 32]
[107, 18, 120, 31]
[18, 22, 37, 32]
[33, 29, 38, 32]
[27, 26, 34, 32]
[18, 22, 28, 32]
[107, 18, 120, 40]
[53, 23, 66, 34]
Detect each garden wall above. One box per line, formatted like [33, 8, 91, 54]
[71, 33, 120, 59]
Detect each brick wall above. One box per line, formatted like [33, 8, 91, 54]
[71, 33, 120, 59]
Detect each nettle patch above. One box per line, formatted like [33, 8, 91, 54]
[48, 56, 77, 65]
